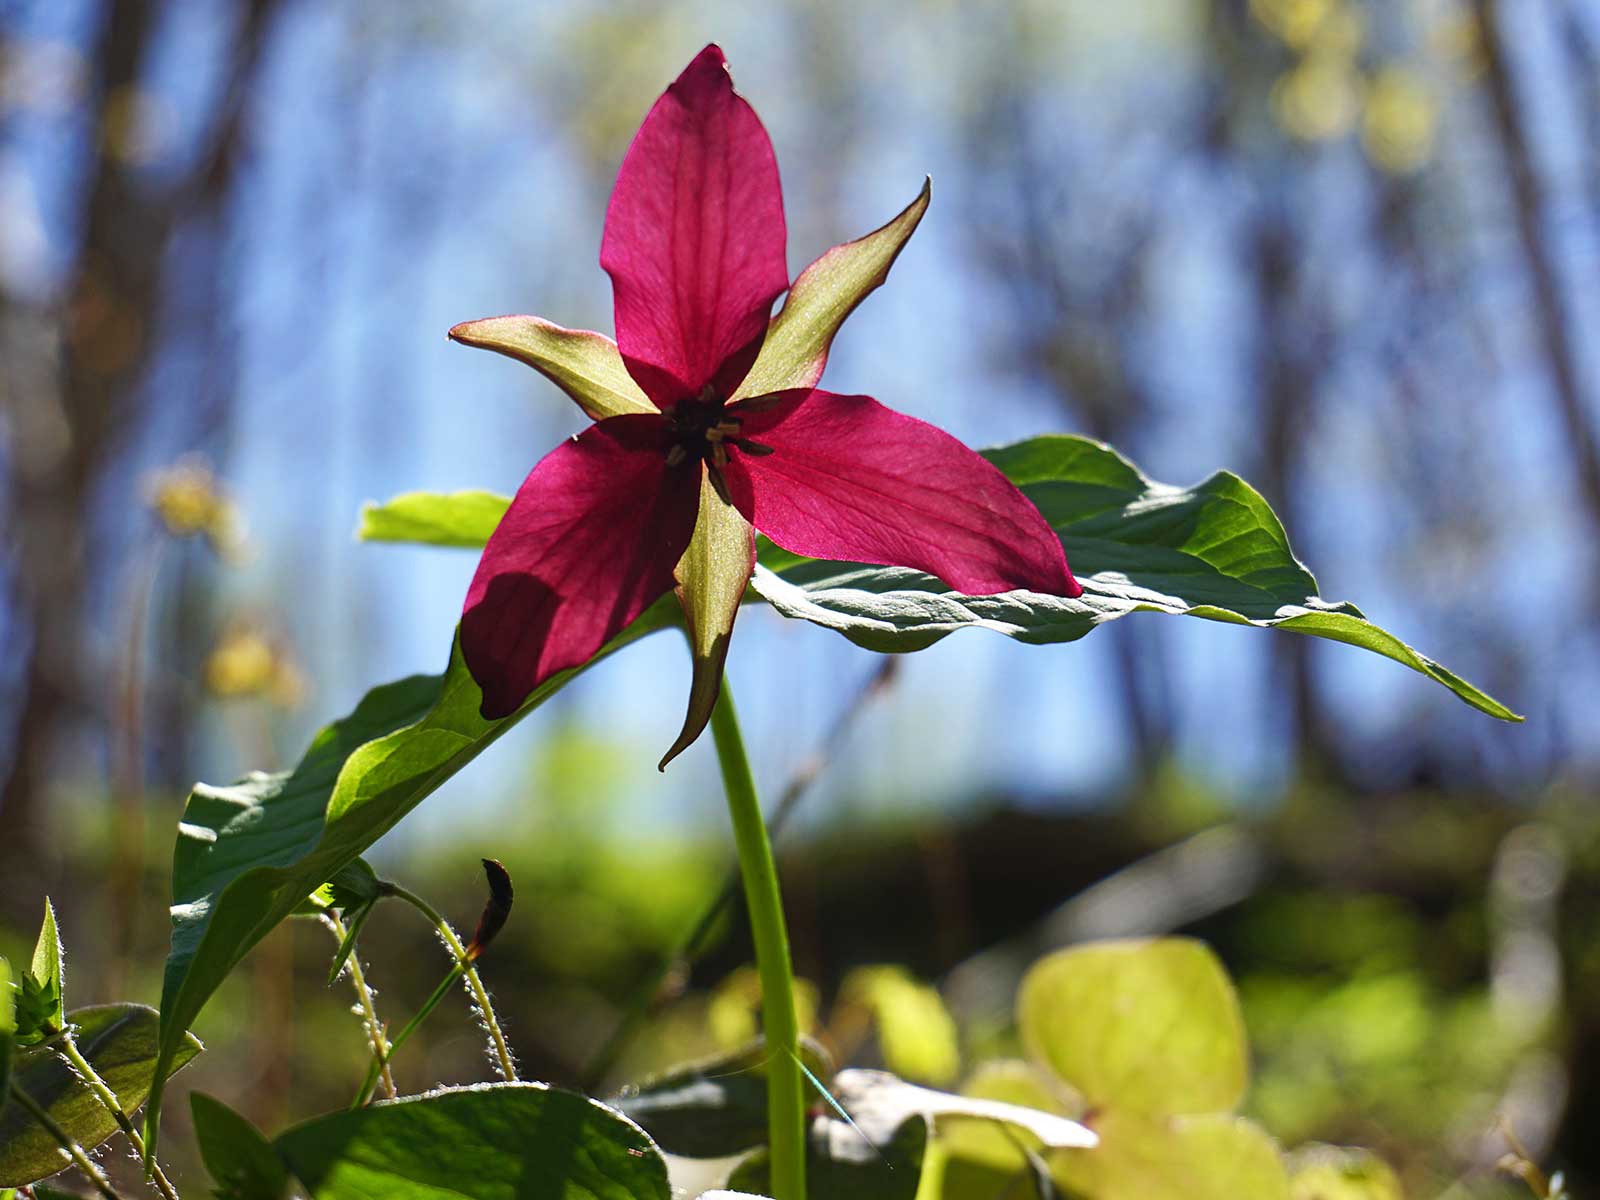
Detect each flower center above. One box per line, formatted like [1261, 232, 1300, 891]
[663, 384, 773, 503]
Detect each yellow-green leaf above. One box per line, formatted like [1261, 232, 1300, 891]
[358, 490, 511, 548]
[1053, 1112, 1289, 1200]
[1018, 938, 1247, 1117]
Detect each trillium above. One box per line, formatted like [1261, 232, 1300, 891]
[453, 45, 1082, 765]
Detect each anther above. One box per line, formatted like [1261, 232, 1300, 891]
[711, 443, 729, 468]
[665, 445, 688, 467]
[734, 438, 775, 456]
[707, 465, 733, 505]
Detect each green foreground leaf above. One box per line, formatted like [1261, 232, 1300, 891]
[0, 1004, 201, 1186]
[273, 1083, 669, 1200]
[191, 1092, 291, 1200]
[750, 435, 1520, 722]
[147, 602, 679, 1151]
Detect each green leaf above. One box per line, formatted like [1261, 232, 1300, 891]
[614, 1038, 833, 1160]
[734, 179, 931, 400]
[0, 959, 14, 1109]
[1052, 1112, 1289, 1200]
[28, 902, 61, 1019]
[191, 1092, 291, 1200]
[725, 1112, 926, 1200]
[933, 1060, 1081, 1172]
[754, 435, 1521, 722]
[12, 903, 63, 1049]
[1286, 1144, 1403, 1200]
[448, 316, 656, 421]
[317, 858, 382, 912]
[1018, 938, 1247, 1117]
[273, 1083, 670, 1199]
[838, 966, 961, 1086]
[358, 490, 512, 549]
[148, 603, 678, 1152]
[0, 1004, 201, 1186]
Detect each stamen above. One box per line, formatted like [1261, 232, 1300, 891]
[731, 393, 788, 414]
[707, 465, 733, 505]
[735, 438, 775, 457]
[665, 444, 688, 467]
[711, 443, 729, 468]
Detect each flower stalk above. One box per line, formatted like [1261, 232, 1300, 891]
[710, 684, 806, 1200]
[383, 882, 517, 1085]
[57, 1033, 180, 1199]
[7, 1082, 123, 1200]
[320, 911, 396, 1101]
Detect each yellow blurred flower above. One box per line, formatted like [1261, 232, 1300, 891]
[1272, 52, 1362, 140]
[205, 623, 307, 709]
[1251, 0, 1361, 53]
[1363, 66, 1438, 173]
[145, 459, 246, 559]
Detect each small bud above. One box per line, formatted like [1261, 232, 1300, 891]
[465, 858, 514, 962]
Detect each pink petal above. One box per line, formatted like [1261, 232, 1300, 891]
[721, 390, 1082, 597]
[462, 415, 700, 718]
[600, 44, 788, 407]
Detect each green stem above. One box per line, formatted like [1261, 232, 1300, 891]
[321, 912, 396, 1100]
[8, 1083, 123, 1199]
[710, 684, 806, 1200]
[58, 1034, 180, 1199]
[384, 884, 517, 1084]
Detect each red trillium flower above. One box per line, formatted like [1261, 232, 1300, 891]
[452, 45, 1082, 766]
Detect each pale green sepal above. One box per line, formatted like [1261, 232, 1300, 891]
[358, 490, 511, 549]
[661, 474, 755, 770]
[449, 315, 656, 420]
[733, 179, 931, 400]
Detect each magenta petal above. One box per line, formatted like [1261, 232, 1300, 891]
[600, 45, 789, 407]
[722, 390, 1082, 597]
[462, 415, 700, 719]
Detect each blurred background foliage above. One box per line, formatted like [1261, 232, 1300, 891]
[1, 0, 1596, 1194]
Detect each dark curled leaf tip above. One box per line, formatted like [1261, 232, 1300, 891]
[467, 858, 514, 960]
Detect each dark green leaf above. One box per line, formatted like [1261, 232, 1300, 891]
[753, 435, 1520, 722]
[149, 607, 677, 1150]
[0, 1004, 201, 1186]
[358, 490, 511, 549]
[614, 1038, 833, 1159]
[191, 1092, 290, 1200]
[321, 859, 382, 912]
[725, 1111, 926, 1200]
[273, 1083, 670, 1199]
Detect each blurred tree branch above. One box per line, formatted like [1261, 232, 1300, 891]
[0, 0, 283, 912]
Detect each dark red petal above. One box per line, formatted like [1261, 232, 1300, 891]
[600, 44, 788, 407]
[722, 390, 1082, 597]
[462, 414, 700, 718]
